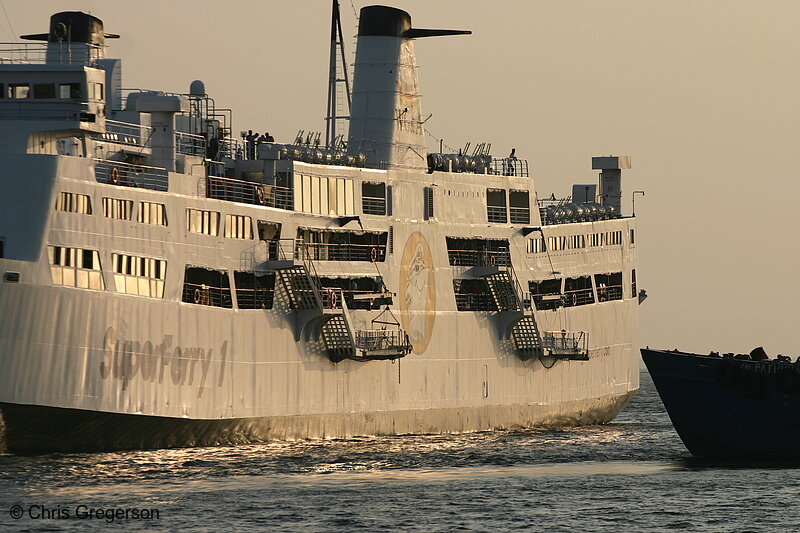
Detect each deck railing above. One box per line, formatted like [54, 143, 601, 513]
[0, 42, 101, 66]
[205, 175, 293, 210]
[542, 331, 587, 356]
[491, 158, 529, 177]
[361, 196, 386, 215]
[562, 288, 595, 307]
[176, 131, 206, 157]
[509, 207, 531, 224]
[446, 249, 510, 267]
[94, 159, 169, 191]
[454, 293, 496, 312]
[298, 242, 386, 263]
[487, 206, 508, 223]
[181, 282, 233, 308]
[93, 119, 151, 147]
[354, 329, 411, 353]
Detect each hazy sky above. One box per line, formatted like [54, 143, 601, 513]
[5, 1, 800, 356]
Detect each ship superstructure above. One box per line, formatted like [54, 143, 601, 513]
[0, 7, 641, 452]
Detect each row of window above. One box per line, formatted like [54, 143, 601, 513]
[452, 270, 634, 312]
[487, 189, 531, 224]
[530, 271, 634, 311]
[57, 192, 168, 226]
[57, 192, 253, 239]
[112, 253, 167, 299]
[528, 230, 629, 253]
[1, 81, 93, 100]
[293, 174, 355, 216]
[48, 246, 275, 309]
[48, 246, 104, 290]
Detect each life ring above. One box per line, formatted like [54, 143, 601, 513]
[489, 254, 496, 267]
[110, 166, 120, 185]
[571, 293, 577, 306]
[193, 288, 201, 304]
[256, 186, 265, 205]
[329, 290, 337, 308]
[370, 247, 378, 263]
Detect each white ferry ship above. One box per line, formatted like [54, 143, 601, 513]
[0, 6, 642, 453]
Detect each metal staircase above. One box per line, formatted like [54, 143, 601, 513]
[273, 239, 409, 363]
[511, 315, 544, 356]
[320, 313, 355, 362]
[279, 265, 322, 309]
[484, 271, 522, 312]
[480, 249, 589, 361]
[482, 255, 543, 359]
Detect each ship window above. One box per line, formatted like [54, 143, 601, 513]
[318, 276, 388, 310]
[509, 190, 530, 224]
[547, 236, 567, 251]
[234, 271, 276, 309]
[589, 232, 605, 247]
[88, 81, 104, 100]
[631, 269, 637, 298]
[293, 174, 354, 216]
[112, 253, 166, 298]
[594, 272, 623, 302]
[564, 276, 594, 307]
[59, 83, 82, 99]
[297, 228, 388, 262]
[362, 182, 387, 215]
[102, 198, 133, 220]
[527, 236, 545, 254]
[48, 246, 104, 290]
[138, 202, 168, 226]
[630, 229, 635, 245]
[446, 237, 509, 267]
[55, 192, 92, 214]
[486, 188, 507, 223]
[9, 83, 29, 99]
[33, 83, 56, 99]
[606, 230, 623, 246]
[424, 187, 434, 219]
[224, 214, 254, 240]
[529, 278, 562, 311]
[187, 208, 220, 236]
[453, 279, 497, 312]
[257, 220, 282, 260]
[0, 84, 4, 98]
[182, 266, 232, 308]
[569, 235, 585, 249]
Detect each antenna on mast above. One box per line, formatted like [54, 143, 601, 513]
[325, 0, 352, 151]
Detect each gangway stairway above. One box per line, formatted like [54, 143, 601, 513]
[482, 267, 544, 360]
[482, 253, 589, 361]
[271, 239, 410, 363]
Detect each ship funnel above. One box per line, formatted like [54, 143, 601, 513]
[21, 12, 119, 63]
[348, 6, 470, 171]
[592, 156, 631, 214]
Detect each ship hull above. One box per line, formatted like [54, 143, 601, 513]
[642, 348, 800, 460]
[1, 390, 633, 454]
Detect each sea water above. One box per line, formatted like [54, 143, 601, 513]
[1, 371, 798, 532]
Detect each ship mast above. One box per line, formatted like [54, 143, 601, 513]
[325, 0, 352, 151]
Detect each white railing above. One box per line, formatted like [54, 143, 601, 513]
[94, 159, 169, 191]
[0, 42, 101, 66]
[542, 331, 588, 357]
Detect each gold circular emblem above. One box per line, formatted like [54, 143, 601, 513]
[399, 231, 436, 354]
